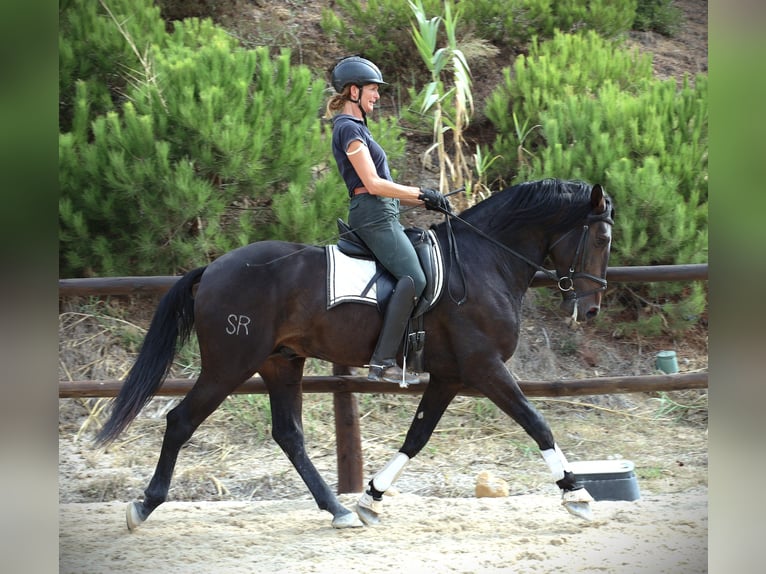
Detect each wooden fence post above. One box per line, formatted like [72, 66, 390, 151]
[332, 364, 364, 494]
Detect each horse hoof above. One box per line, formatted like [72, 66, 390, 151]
[561, 486, 594, 520]
[126, 501, 145, 531]
[563, 501, 593, 521]
[332, 511, 364, 529]
[355, 504, 381, 526]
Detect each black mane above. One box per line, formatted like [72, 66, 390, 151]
[459, 178, 598, 235]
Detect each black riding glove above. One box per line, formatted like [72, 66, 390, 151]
[419, 188, 453, 214]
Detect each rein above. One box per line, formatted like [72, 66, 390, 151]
[438, 212, 556, 305]
[439, 205, 613, 305]
[245, 185, 612, 310]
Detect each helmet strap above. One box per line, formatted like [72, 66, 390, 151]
[349, 84, 368, 126]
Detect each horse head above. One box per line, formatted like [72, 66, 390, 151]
[548, 184, 614, 323]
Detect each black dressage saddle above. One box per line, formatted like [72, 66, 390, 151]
[335, 219, 443, 319]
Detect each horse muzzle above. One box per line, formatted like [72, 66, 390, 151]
[559, 290, 602, 323]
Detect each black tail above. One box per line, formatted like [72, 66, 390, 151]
[95, 266, 207, 446]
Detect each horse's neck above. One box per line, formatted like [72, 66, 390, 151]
[499, 231, 547, 287]
[444, 223, 547, 294]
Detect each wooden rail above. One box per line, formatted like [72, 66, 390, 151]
[58, 372, 708, 399]
[58, 264, 708, 296]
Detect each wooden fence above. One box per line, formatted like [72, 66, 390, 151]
[58, 264, 708, 296]
[59, 264, 708, 492]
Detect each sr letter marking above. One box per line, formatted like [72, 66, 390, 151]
[226, 314, 251, 335]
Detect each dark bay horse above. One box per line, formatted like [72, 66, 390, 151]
[96, 178, 614, 529]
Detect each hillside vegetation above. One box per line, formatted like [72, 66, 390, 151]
[58, 0, 707, 337]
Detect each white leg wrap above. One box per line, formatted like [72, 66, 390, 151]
[371, 452, 409, 493]
[541, 444, 569, 482]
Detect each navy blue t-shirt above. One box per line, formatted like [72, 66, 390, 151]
[331, 114, 392, 197]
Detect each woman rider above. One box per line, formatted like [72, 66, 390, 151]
[324, 56, 452, 385]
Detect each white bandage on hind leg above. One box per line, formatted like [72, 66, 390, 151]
[541, 444, 569, 482]
[371, 452, 409, 493]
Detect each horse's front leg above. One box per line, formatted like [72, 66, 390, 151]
[261, 357, 362, 529]
[474, 362, 594, 520]
[356, 379, 462, 525]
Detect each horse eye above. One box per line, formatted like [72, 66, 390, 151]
[594, 235, 609, 248]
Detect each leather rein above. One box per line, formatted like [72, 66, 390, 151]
[439, 205, 614, 306]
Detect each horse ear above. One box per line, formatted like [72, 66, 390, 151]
[590, 184, 606, 213]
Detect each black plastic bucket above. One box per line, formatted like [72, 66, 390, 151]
[569, 460, 641, 501]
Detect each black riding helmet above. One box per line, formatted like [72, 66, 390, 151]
[331, 56, 387, 93]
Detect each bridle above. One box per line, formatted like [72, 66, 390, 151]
[548, 208, 614, 303]
[441, 201, 614, 308]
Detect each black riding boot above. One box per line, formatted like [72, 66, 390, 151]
[368, 276, 420, 385]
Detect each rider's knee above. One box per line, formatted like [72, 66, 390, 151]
[411, 271, 426, 299]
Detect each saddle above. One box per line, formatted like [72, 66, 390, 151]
[336, 219, 443, 319]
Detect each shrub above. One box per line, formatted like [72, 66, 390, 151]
[323, 0, 639, 83]
[633, 0, 683, 36]
[459, 0, 637, 45]
[59, 0, 344, 276]
[552, 0, 638, 38]
[484, 30, 707, 334]
[457, 0, 555, 47]
[486, 30, 654, 141]
[58, 0, 167, 132]
[320, 0, 444, 83]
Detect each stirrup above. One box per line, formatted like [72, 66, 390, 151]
[368, 364, 420, 386]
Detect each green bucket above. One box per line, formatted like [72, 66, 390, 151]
[655, 350, 679, 374]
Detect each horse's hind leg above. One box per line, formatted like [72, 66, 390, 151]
[260, 355, 363, 529]
[126, 369, 243, 530]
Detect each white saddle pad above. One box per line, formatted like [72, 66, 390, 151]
[326, 245, 380, 308]
[325, 229, 445, 313]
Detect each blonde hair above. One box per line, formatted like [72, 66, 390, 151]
[323, 86, 353, 120]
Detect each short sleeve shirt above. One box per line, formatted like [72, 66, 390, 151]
[331, 114, 392, 197]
